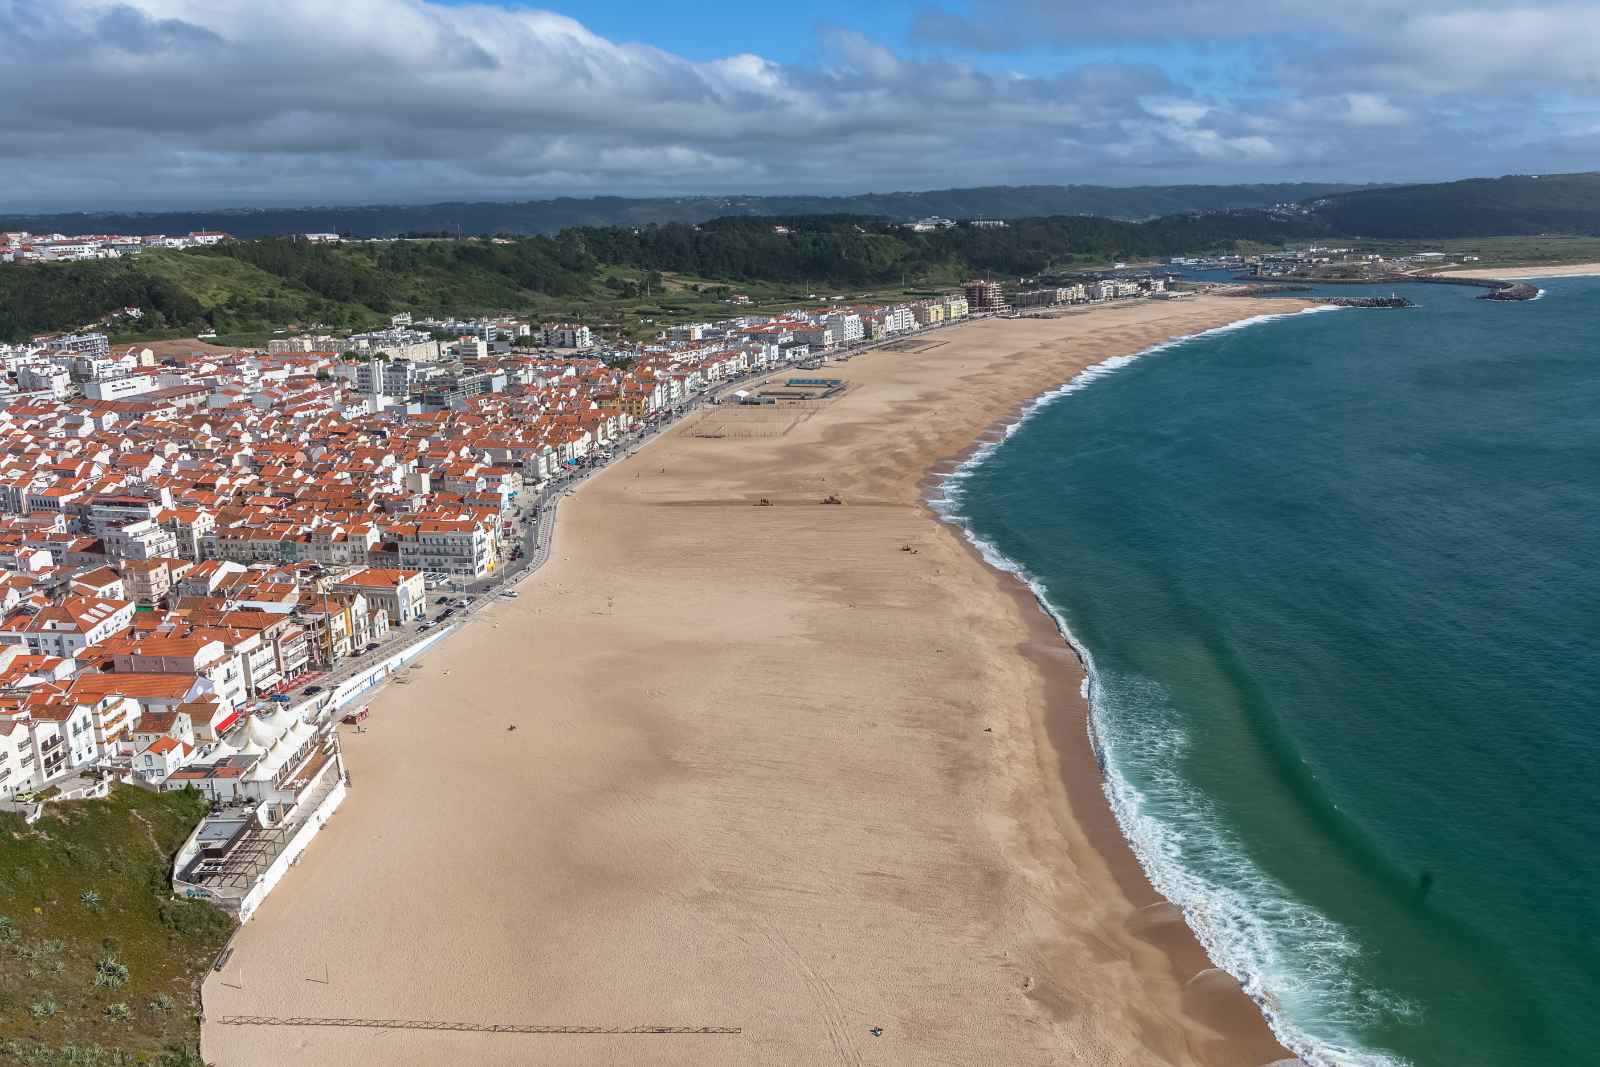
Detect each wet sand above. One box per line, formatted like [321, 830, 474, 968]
[203, 296, 1308, 1066]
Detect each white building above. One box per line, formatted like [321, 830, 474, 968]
[823, 312, 864, 345]
[0, 597, 136, 657]
[882, 306, 918, 334]
[397, 519, 498, 578]
[83, 374, 160, 401]
[104, 519, 180, 562]
[547, 324, 593, 349]
[17, 364, 73, 398]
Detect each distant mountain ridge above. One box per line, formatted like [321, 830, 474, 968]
[0, 182, 1372, 238]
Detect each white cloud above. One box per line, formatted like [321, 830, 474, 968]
[1, 0, 1597, 210]
[913, 0, 1600, 95]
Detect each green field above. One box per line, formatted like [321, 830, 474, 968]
[1372, 235, 1600, 267]
[0, 787, 233, 1067]
[519, 270, 955, 340]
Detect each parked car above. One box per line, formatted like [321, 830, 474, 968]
[365, 643, 380, 653]
[498, 590, 520, 599]
[304, 685, 324, 695]
[269, 694, 291, 703]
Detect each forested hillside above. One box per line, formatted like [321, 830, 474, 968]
[0, 210, 1325, 342]
[0, 260, 204, 342]
[579, 211, 1324, 282]
[1311, 172, 1600, 238]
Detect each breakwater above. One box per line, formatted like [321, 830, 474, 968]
[1234, 273, 1539, 301]
[1323, 295, 1414, 308]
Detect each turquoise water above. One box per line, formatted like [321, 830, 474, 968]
[938, 279, 1600, 1066]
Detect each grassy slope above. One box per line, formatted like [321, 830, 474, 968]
[1352, 235, 1600, 267]
[0, 787, 233, 1066]
[521, 270, 951, 340]
[133, 252, 290, 312]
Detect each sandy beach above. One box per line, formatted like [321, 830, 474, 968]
[1443, 261, 1600, 279]
[202, 296, 1309, 1066]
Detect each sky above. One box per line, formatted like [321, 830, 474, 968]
[3, 0, 1600, 212]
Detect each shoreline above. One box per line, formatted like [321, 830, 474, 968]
[1441, 261, 1600, 280]
[922, 308, 1340, 1066]
[202, 296, 1310, 1067]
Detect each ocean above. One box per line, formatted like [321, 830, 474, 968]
[935, 277, 1600, 1066]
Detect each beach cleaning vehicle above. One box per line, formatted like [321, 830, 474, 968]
[341, 705, 370, 726]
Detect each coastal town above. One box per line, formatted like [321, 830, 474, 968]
[8, 0, 1600, 1056]
[0, 268, 1178, 920]
[2, 229, 234, 264]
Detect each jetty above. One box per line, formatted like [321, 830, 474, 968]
[1233, 272, 1538, 301]
[1323, 294, 1414, 308]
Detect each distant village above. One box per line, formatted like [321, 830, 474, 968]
[1, 229, 233, 263]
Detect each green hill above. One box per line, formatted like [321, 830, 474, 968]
[1310, 172, 1600, 238]
[0, 787, 232, 1067]
[1, 211, 1331, 343]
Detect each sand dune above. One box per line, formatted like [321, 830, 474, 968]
[1443, 262, 1600, 279]
[203, 297, 1305, 1066]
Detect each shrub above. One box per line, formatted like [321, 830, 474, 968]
[94, 956, 129, 989]
[28, 998, 57, 1018]
[104, 1002, 132, 1022]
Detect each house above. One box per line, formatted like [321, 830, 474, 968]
[21, 695, 100, 781]
[120, 557, 180, 604]
[326, 568, 426, 624]
[125, 708, 196, 754]
[0, 597, 136, 657]
[134, 735, 195, 785]
[70, 565, 126, 599]
[108, 629, 249, 713]
[0, 716, 39, 798]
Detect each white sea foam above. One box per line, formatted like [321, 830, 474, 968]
[929, 305, 1416, 1067]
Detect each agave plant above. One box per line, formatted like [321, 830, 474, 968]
[94, 956, 129, 989]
